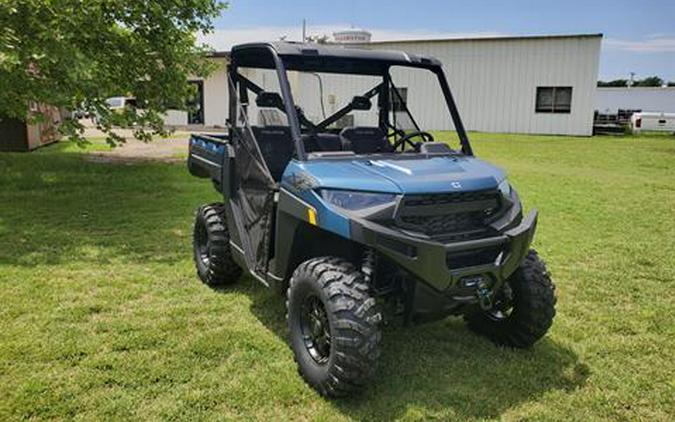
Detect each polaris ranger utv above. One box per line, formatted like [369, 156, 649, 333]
[188, 42, 556, 397]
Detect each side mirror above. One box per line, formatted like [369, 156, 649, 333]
[351, 96, 371, 111]
[256, 91, 284, 109]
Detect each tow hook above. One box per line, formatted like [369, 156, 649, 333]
[476, 282, 493, 310]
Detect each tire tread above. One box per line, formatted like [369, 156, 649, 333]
[193, 203, 242, 286]
[465, 249, 556, 348]
[286, 257, 381, 397]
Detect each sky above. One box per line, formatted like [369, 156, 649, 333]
[200, 0, 675, 82]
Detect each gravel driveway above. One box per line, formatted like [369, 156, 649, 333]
[81, 120, 225, 162]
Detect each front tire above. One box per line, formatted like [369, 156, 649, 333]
[465, 249, 556, 348]
[286, 257, 382, 397]
[193, 203, 242, 286]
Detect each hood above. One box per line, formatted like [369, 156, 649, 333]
[285, 155, 505, 194]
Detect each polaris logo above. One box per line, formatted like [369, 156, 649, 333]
[451, 181, 462, 189]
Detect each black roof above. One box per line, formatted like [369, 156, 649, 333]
[230, 41, 443, 75]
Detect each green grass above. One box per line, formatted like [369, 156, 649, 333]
[1, 133, 674, 420]
[56, 137, 114, 153]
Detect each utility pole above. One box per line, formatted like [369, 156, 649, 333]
[302, 19, 306, 43]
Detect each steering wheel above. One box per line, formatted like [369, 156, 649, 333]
[391, 131, 435, 152]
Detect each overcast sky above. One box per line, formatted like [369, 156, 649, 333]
[200, 0, 675, 81]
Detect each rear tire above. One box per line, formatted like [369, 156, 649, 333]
[193, 203, 242, 286]
[465, 249, 556, 348]
[286, 257, 382, 397]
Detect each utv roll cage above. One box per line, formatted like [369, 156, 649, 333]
[227, 42, 474, 160]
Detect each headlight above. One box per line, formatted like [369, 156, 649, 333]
[320, 190, 397, 211]
[497, 179, 511, 197]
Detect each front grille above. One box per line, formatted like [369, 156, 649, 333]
[399, 213, 484, 236]
[401, 190, 499, 208]
[393, 190, 502, 240]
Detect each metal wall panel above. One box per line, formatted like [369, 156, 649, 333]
[201, 57, 230, 127]
[596, 87, 675, 114]
[361, 35, 601, 136]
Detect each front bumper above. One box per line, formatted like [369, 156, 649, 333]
[352, 209, 538, 318]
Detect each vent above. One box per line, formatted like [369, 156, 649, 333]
[393, 190, 502, 240]
[447, 247, 502, 270]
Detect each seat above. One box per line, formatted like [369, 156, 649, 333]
[302, 133, 343, 153]
[339, 126, 391, 154]
[251, 126, 294, 181]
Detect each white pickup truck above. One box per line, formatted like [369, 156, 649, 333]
[631, 112, 675, 134]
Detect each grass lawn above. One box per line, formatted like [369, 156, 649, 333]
[1, 133, 673, 420]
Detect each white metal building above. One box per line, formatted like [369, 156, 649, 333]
[179, 33, 603, 136]
[361, 34, 602, 136]
[173, 54, 229, 127]
[595, 87, 675, 114]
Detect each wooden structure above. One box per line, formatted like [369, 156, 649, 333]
[0, 104, 62, 152]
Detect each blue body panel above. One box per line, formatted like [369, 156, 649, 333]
[280, 162, 353, 238]
[306, 190, 352, 238]
[283, 156, 504, 194]
[189, 135, 226, 154]
[280, 155, 507, 240]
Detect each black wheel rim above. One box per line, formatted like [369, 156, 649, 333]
[195, 221, 210, 267]
[300, 294, 331, 364]
[484, 287, 514, 322]
[485, 308, 511, 321]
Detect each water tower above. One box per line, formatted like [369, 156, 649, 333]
[333, 28, 372, 44]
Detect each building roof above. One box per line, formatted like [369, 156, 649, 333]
[597, 86, 675, 91]
[363, 33, 604, 45]
[209, 33, 604, 59]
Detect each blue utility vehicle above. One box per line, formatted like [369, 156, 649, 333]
[188, 42, 556, 397]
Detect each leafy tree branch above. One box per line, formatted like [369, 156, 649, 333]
[0, 0, 226, 145]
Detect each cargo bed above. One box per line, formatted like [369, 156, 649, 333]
[187, 133, 229, 185]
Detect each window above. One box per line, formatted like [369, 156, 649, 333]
[186, 81, 204, 124]
[536, 87, 572, 113]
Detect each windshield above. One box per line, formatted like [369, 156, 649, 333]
[232, 61, 467, 160]
[289, 71, 381, 129]
[388, 66, 461, 146]
[288, 66, 463, 153]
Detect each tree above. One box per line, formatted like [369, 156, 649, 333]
[0, 0, 225, 145]
[597, 79, 629, 87]
[634, 76, 664, 87]
[668, 81, 675, 87]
